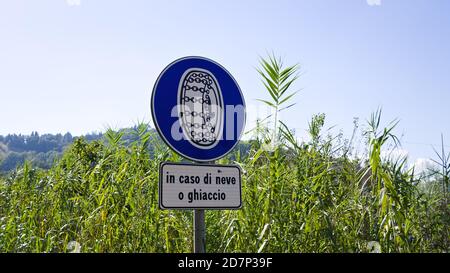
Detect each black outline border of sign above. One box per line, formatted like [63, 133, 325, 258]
[159, 162, 242, 210]
[151, 56, 246, 162]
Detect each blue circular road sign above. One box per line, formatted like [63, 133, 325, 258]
[151, 56, 246, 162]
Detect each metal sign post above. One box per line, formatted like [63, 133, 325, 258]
[194, 209, 206, 253]
[151, 56, 246, 253]
[194, 160, 212, 254]
[194, 160, 209, 254]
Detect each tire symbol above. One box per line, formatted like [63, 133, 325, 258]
[178, 68, 223, 149]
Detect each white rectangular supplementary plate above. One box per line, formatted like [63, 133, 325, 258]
[159, 162, 242, 209]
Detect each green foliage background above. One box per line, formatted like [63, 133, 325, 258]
[0, 118, 448, 253]
[0, 55, 448, 253]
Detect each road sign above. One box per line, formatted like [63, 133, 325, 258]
[151, 56, 246, 162]
[159, 162, 242, 209]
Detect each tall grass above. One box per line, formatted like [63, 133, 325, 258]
[0, 56, 448, 253]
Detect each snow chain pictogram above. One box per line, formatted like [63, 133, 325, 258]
[178, 68, 223, 148]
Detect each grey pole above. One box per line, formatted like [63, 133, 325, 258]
[194, 209, 206, 253]
[193, 160, 214, 253]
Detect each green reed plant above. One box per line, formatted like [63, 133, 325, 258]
[257, 53, 300, 145]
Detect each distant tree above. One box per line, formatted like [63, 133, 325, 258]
[63, 132, 73, 144]
[0, 152, 26, 171]
[0, 142, 7, 154]
[0, 142, 8, 161]
[84, 132, 103, 142]
[32, 151, 61, 169]
[27, 131, 40, 151]
[7, 134, 27, 152]
[0, 127, 164, 171]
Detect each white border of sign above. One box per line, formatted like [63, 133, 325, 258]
[159, 161, 242, 210]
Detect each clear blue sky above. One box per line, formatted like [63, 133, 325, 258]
[1, 0, 449, 165]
